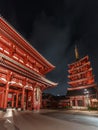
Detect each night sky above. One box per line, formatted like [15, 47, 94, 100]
[0, 0, 98, 95]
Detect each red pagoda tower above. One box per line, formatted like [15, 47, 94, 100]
[0, 16, 57, 111]
[67, 45, 97, 109]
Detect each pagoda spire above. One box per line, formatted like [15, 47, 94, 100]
[75, 44, 79, 60]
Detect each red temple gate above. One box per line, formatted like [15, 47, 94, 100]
[0, 16, 57, 111]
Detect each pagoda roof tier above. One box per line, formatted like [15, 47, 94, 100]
[68, 68, 92, 78]
[68, 55, 89, 68]
[0, 53, 58, 87]
[67, 83, 97, 91]
[66, 86, 96, 96]
[68, 75, 94, 85]
[0, 16, 55, 74]
[68, 61, 91, 74]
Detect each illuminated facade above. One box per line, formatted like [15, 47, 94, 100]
[67, 45, 97, 109]
[0, 17, 57, 111]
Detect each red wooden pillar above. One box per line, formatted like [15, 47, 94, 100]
[3, 72, 12, 111]
[75, 98, 78, 107]
[69, 99, 71, 106]
[25, 90, 28, 110]
[83, 96, 86, 107]
[21, 87, 25, 110]
[11, 94, 15, 108]
[40, 89, 42, 109]
[38, 88, 41, 110]
[32, 83, 37, 111]
[1, 89, 4, 109]
[16, 92, 19, 108]
[32, 88, 34, 110]
[89, 97, 91, 107]
[82, 96, 85, 106]
[33, 87, 36, 110]
[27, 91, 33, 110]
[21, 78, 26, 111]
[31, 90, 33, 110]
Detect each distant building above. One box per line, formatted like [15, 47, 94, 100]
[42, 93, 69, 109]
[0, 16, 57, 111]
[66, 45, 98, 109]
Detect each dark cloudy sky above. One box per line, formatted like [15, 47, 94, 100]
[0, 0, 98, 95]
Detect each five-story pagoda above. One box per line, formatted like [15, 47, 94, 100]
[66, 45, 97, 109]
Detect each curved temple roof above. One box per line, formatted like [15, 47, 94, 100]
[0, 16, 58, 88]
[0, 16, 55, 74]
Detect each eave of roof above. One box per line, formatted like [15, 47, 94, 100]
[0, 16, 55, 74]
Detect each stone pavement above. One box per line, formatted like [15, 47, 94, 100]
[0, 109, 98, 130]
[60, 109, 98, 117]
[0, 110, 5, 118]
[0, 109, 98, 118]
[39, 109, 98, 117]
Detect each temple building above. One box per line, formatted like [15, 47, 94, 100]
[0, 16, 57, 111]
[66, 45, 98, 109]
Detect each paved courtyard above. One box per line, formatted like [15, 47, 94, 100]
[0, 109, 98, 130]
